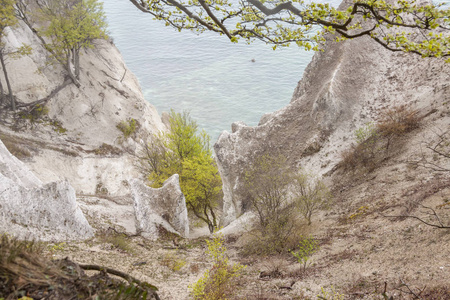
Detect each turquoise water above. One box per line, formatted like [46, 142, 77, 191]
[101, 0, 316, 140]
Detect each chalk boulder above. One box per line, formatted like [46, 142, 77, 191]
[0, 140, 93, 241]
[130, 175, 189, 240]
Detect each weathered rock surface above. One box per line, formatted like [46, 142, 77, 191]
[0, 16, 165, 197]
[215, 14, 450, 225]
[130, 175, 189, 240]
[0, 140, 93, 241]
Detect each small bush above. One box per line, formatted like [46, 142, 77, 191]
[290, 235, 319, 272]
[340, 106, 420, 172]
[116, 118, 139, 139]
[244, 154, 297, 252]
[190, 233, 245, 300]
[292, 171, 332, 225]
[18, 104, 49, 123]
[99, 232, 134, 253]
[376, 105, 419, 137]
[317, 286, 345, 300]
[161, 252, 186, 272]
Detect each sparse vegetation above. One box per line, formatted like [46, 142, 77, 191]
[117, 117, 139, 139]
[318, 286, 344, 300]
[161, 251, 186, 272]
[0, 235, 159, 299]
[292, 171, 332, 225]
[290, 235, 319, 273]
[1, 138, 31, 159]
[18, 104, 49, 123]
[244, 153, 299, 254]
[93, 143, 123, 156]
[340, 105, 421, 172]
[99, 230, 134, 253]
[190, 233, 245, 300]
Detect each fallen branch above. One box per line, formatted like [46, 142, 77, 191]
[79, 264, 160, 300]
[381, 205, 450, 229]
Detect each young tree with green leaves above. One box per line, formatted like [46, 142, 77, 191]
[130, 0, 450, 60]
[38, 0, 107, 86]
[142, 110, 222, 233]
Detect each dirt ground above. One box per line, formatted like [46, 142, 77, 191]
[51, 178, 450, 299]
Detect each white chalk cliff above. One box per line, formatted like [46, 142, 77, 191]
[0, 139, 93, 241]
[215, 8, 450, 225]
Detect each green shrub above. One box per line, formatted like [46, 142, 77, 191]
[317, 286, 345, 300]
[290, 235, 319, 272]
[18, 104, 48, 123]
[142, 110, 222, 233]
[190, 233, 245, 300]
[116, 118, 139, 139]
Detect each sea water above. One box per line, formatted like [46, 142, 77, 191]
[101, 0, 328, 140]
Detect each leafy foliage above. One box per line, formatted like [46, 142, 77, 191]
[117, 117, 139, 139]
[290, 235, 319, 272]
[142, 110, 222, 233]
[131, 0, 450, 60]
[38, 0, 107, 84]
[190, 233, 245, 300]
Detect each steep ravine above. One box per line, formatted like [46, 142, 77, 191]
[1, 2, 449, 299]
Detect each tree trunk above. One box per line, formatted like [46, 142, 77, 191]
[0, 73, 4, 105]
[66, 51, 80, 88]
[74, 48, 80, 78]
[0, 51, 15, 110]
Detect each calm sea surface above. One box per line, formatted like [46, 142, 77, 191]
[100, 1, 334, 140]
[101, 0, 450, 140]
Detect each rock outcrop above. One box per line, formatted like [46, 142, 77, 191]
[130, 175, 189, 240]
[0, 14, 165, 197]
[0, 140, 93, 241]
[215, 12, 450, 225]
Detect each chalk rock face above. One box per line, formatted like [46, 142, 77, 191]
[215, 20, 450, 225]
[130, 175, 189, 240]
[0, 140, 93, 241]
[0, 16, 166, 197]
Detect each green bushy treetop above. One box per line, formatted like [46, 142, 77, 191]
[143, 110, 222, 233]
[38, 0, 107, 86]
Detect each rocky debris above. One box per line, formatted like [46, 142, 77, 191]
[78, 195, 137, 234]
[130, 175, 189, 240]
[0, 140, 93, 241]
[215, 23, 450, 225]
